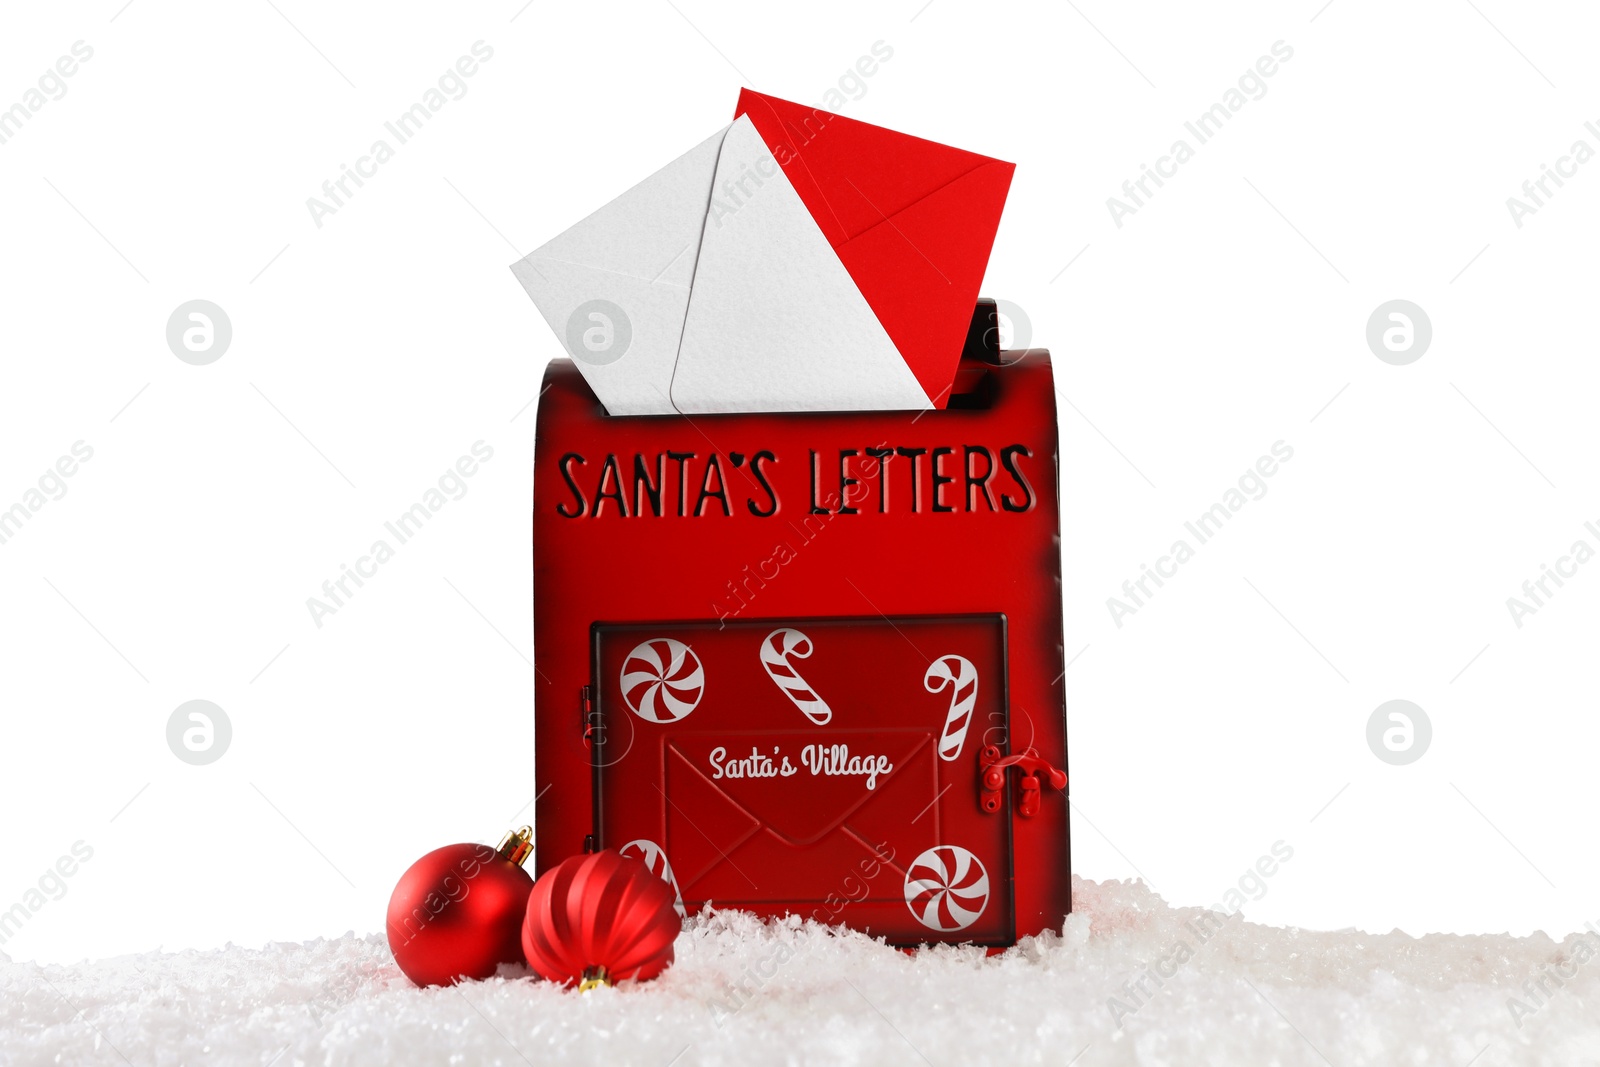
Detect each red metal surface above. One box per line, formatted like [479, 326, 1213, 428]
[531, 348, 1068, 945]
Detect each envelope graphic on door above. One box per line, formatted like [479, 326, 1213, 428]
[511, 89, 1014, 416]
[659, 729, 939, 896]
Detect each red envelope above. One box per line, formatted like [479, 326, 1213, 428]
[733, 89, 1015, 407]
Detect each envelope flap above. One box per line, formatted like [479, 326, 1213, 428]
[509, 124, 729, 415]
[520, 123, 726, 284]
[835, 161, 1014, 405]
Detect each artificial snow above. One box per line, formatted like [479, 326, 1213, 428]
[3, 877, 1598, 1066]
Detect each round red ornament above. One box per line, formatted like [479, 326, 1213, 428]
[521, 849, 681, 989]
[386, 827, 534, 987]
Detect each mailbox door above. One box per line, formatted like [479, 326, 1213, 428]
[591, 614, 1014, 945]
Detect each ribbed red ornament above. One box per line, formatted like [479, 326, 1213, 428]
[521, 850, 681, 987]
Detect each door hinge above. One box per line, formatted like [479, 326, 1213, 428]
[580, 684, 596, 748]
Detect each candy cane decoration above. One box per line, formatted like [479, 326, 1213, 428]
[924, 654, 978, 761]
[619, 838, 686, 918]
[760, 628, 831, 725]
[904, 845, 989, 932]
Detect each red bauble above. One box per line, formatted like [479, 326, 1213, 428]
[521, 849, 681, 988]
[386, 827, 535, 987]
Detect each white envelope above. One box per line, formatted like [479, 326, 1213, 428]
[511, 116, 927, 416]
[510, 126, 727, 417]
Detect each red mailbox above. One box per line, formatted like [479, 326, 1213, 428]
[531, 305, 1069, 945]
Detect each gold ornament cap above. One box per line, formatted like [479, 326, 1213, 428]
[578, 965, 611, 993]
[496, 826, 534, 868]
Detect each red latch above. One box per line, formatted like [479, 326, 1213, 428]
[979, 745, 1067, 818]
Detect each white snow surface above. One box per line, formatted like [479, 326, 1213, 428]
[4, 876, 1598, 1066]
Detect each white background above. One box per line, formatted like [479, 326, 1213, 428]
[1, 0, 1595, 965]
